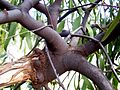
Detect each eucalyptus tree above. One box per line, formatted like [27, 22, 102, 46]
[0, 0, 120, 90]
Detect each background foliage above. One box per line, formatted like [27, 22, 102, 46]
[0, 0, 120, 90]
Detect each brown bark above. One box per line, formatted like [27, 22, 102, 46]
[39, 50, 113, 90]
[0, 0, 119, 90]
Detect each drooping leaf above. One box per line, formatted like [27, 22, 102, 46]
[99, 57, 105, 71]
[57, 20, 65, 32]
[72, 16, 81, 30]
[81, 81, 87, 90]
[4, 22, 17, 50]
[26, 32, 32, 49]
[69, 0, 74, 8]
[19, 28, 28, 39]
[82, 76, 94, 90]
[102, 9, 120, 41]
[74, 75, 77, 90]
[88, 54, 94, 62]
[49, 0, 54, 4]
[112, 77, 118, 89]
[86, 23, 94, 37]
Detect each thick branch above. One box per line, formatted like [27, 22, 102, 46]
[47, 0, 62, 30]
[42, 51, 113, 90]
[0, 9, 21, 24]
[0, 0, 16, 10]
[18, 13, 68, 53]
[34, 3, 48, 17]
[20, 0, 39, 12]
[34, 0, 62, 30]
[0, 46, 114, 90]
[0, 6, 68, 54]
[65, 53, 113, 90]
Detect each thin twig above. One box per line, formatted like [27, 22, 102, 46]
[3, 25, 52, 56]
[104, 69, 120, 73]
[81, 0, 101, 33]
[72, 0, 81, 15]
[61, 3, 119, 12]
[30, 25, 53, 32]
[71, 34, 120, 82]
[45, 44, 66, 90]
[58, 71, 70, 90]
[26, 38, 42, 56]
[58, 2, 119, 23]
[60, 3, 96, 12]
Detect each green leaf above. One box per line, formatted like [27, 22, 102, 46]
[81, 81, 87, 90]
[19, 28, 28, 49]
[57, 20, 65, 32]
[112, 77, 118, 89]
[89, 0, 95, 2]
[26, 32, 32, 49]
[88, 54, 94, 62]
[102, 9, 120, 41]
[20, 28, 28, 39]
[49, 0, 54, 4]
[99, 57, 105, 71]
[11, 0, 18, 5]
[69, 0, 74, 8]
[86, 23, 94, 37]
[83, 0, 87, 3]
[4, 22, 17, 50]
[113, 37, 120, 54]
[82, 76, 94, 90]
[72, 16, 81, 30]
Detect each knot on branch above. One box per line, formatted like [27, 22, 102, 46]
[29, 48, 48, 88]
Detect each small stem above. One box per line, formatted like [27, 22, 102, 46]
[71, 34, 120, 82]
[45, 44, 66, 90]
[27, 38, 42, 56]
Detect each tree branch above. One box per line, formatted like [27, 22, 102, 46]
[0, 1, 68, 54]
[18, 13, 68, 53]
[71, 34, 120, 82]
[41, 52, 113, 90]
[47, 0, 62, 30]
[45, 45, 66, 90]
[19, 0, 39, 12]
[70, 0, 101, 46]
[81, 0, 101, 32]
[64, 54, 113, 90]
[0, 9, 21, 24]
[78, 22, 120, 56]
[34, 0, 62, 30]
[34, 3, 49, 17]
[0, 0, 16, 10]
[58, 0, 101, 23]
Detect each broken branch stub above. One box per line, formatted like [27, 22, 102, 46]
[0, 48, 47, 89]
